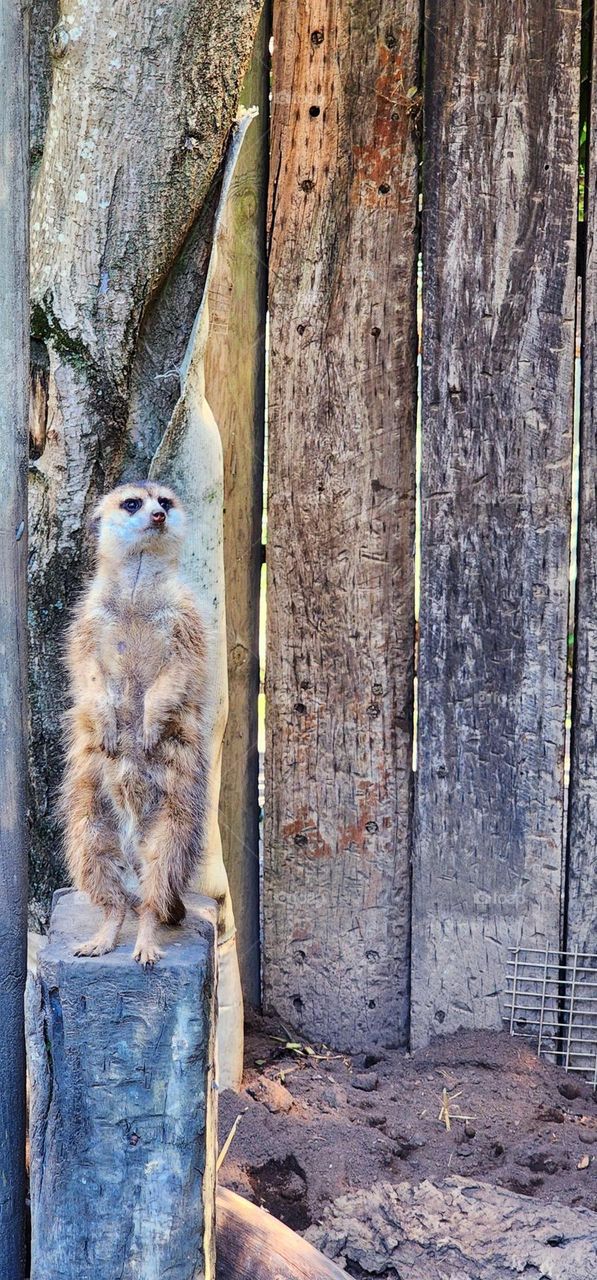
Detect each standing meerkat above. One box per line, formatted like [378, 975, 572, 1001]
[60, 480, 208, 967]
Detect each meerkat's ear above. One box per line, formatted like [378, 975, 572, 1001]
[88, 493, 107, 539]
[88, 508, 102, 539]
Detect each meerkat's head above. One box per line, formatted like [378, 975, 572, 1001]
[93, 481, 186, 567]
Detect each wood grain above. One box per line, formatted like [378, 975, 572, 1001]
[0, 1, 29, 1273]
[567, 15, 597, 957]
[216, 1186, 346, 1280]
[412, 0, 580, 1045]
[265, 0, 420, 1049]
[206, 10, 269, 1008]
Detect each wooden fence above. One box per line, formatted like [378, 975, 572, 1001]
[216, 0, 595, 1052]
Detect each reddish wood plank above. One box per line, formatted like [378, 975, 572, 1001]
[265, 0, 420, 1049]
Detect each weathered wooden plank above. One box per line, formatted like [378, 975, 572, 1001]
[205, 8, 269, 1008]
[412, 0, 580, 1046]
[27, 891, 218, 1280]
[264, 0, 420, 1049]
[0, 1, 28, 1274]
[149, 114, 263, 1091]
[567, 12, 597, 957]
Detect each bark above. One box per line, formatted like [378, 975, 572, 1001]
[0, 1, 29, 1274]
[412, 0, 580, 1046]
[264, 0, 420, 1052]
[29, 0, 57, 170]
[29, 0, 262, 925]
[307, 1177, 597, 1279]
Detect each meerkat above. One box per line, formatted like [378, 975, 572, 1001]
[60, 480, 208, 967]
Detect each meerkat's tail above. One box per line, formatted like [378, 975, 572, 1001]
[164, 892, 186, 927]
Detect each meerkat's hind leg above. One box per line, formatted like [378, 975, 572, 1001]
[133, 791, 197, 967]
[74, 904, 126, 957]
[62, 768, 130, 958]
[132, 907, 164, 969]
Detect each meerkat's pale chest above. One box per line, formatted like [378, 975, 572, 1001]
[95, 604, 175, 688]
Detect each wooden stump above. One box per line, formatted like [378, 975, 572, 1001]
[26, 890, 218, 1280]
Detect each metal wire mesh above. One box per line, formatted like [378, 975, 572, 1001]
[505, 946, 597, 1086]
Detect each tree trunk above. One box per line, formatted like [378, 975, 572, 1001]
[0, 1, 29, 1274]
[29, 0, 264, 1087]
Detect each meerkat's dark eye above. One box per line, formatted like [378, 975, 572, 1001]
[120, 498, 143, 514]
[158, 497, 173, 512]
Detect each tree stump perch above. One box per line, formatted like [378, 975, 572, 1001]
[26, 890, 218, 1280]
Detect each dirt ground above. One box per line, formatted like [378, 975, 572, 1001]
[218, 1012, 597, 1234]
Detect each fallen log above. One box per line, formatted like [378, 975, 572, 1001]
[216, 1186, 346, 1280]
[306, 1176, 597, 1279]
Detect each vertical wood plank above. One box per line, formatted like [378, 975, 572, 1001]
[0, 0, 28, 1272]
[568, 11, 597, 956]
[412, 1, 580, 1046]
[205, 9, 270, 1007]
[265, 0, 420, 1049]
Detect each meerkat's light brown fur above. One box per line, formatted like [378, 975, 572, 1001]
[60, 480, 208, 966]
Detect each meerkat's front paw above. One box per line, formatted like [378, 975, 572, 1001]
[101, 716, 118, 756]
[133, 938, 164, 968]
[141, 719, 160, 753]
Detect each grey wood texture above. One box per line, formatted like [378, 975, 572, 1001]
[27, 0, 264, 926]
[0, 1, 29, 1275]
[307, 1177, 597, 1279]
[264, 0, 420, 1051]
[206, 8, 270, 1008]
[216, 1186, 346, 1280]
[26, 890, 218, 1280]
[567, 19, 597, 956]
[412, 0, 580, 1045]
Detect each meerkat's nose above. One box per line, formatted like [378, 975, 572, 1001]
[151, 509, 166, 525]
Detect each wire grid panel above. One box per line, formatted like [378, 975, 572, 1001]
[505, 946, 597, 1086]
